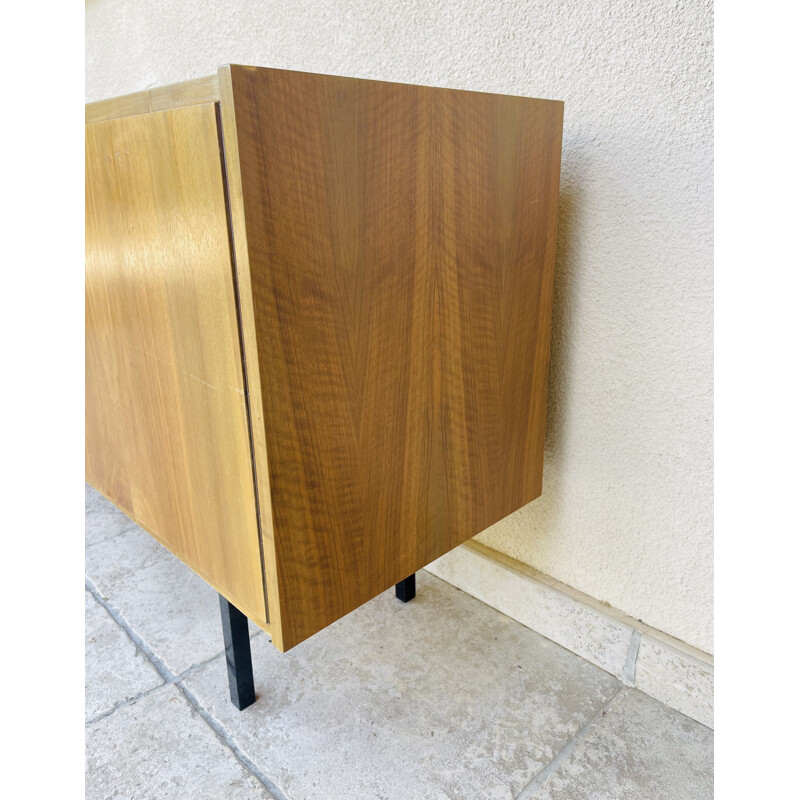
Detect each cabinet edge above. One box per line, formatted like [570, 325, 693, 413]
[85, 74, 220, 125]
[217, 65, 286, 652]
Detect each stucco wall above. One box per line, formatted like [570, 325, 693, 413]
[86, 0, 714, 654]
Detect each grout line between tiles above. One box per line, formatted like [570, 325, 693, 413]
[85, 678, 168, 725]
[178, 679, 289, 800]
[85, 578, 289, 800]
[622, 630, 642, 686]
[515, 685, 626, 800]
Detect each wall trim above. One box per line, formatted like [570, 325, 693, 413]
[425, 541, 713, 729]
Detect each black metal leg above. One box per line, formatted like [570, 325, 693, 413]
[395, 573, 416, 603]
[219, 595, 256, 710]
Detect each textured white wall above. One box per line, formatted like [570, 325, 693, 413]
[86, 0, 714, 654]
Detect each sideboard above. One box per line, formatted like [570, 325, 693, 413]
[86, 64, 563, 707]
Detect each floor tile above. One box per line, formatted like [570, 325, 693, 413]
[85, 591, 163, 722]
[428, 543, 636, 679]
[86, 684, 274, 799]
[523, 688, 713, 800]
[85, 482, 109, 514]
[85, 524, 173, 591]
[85, 484, 139, 547]
[86, 485, 713, 799]
[87, 538, 228, 675]
[184, 572, 621, 800]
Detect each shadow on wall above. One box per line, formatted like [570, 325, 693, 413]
[543, 183, 577, 467]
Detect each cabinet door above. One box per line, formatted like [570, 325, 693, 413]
[85, 103, 267, 627]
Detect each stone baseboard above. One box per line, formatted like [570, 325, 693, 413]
[425, 541, 713, 729]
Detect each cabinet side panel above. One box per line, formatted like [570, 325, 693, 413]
[85, 102, 267, 627]
[229, 65, 563, 649]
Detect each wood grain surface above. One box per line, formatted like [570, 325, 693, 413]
[85, 102, 268, 628]
[217, 67, 286, 649]
[85, 74, 218, 125]
[225, 65, 563, 649]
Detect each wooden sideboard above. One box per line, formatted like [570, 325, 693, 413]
[86, 65, 563, 669]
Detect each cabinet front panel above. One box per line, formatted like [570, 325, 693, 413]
[85, 102, 267, 626]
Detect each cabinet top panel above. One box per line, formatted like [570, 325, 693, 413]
[85, 66, 562, 125]
[85, 74, 220, 124]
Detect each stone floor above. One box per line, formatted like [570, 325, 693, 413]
[85, 485, 713, 799]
